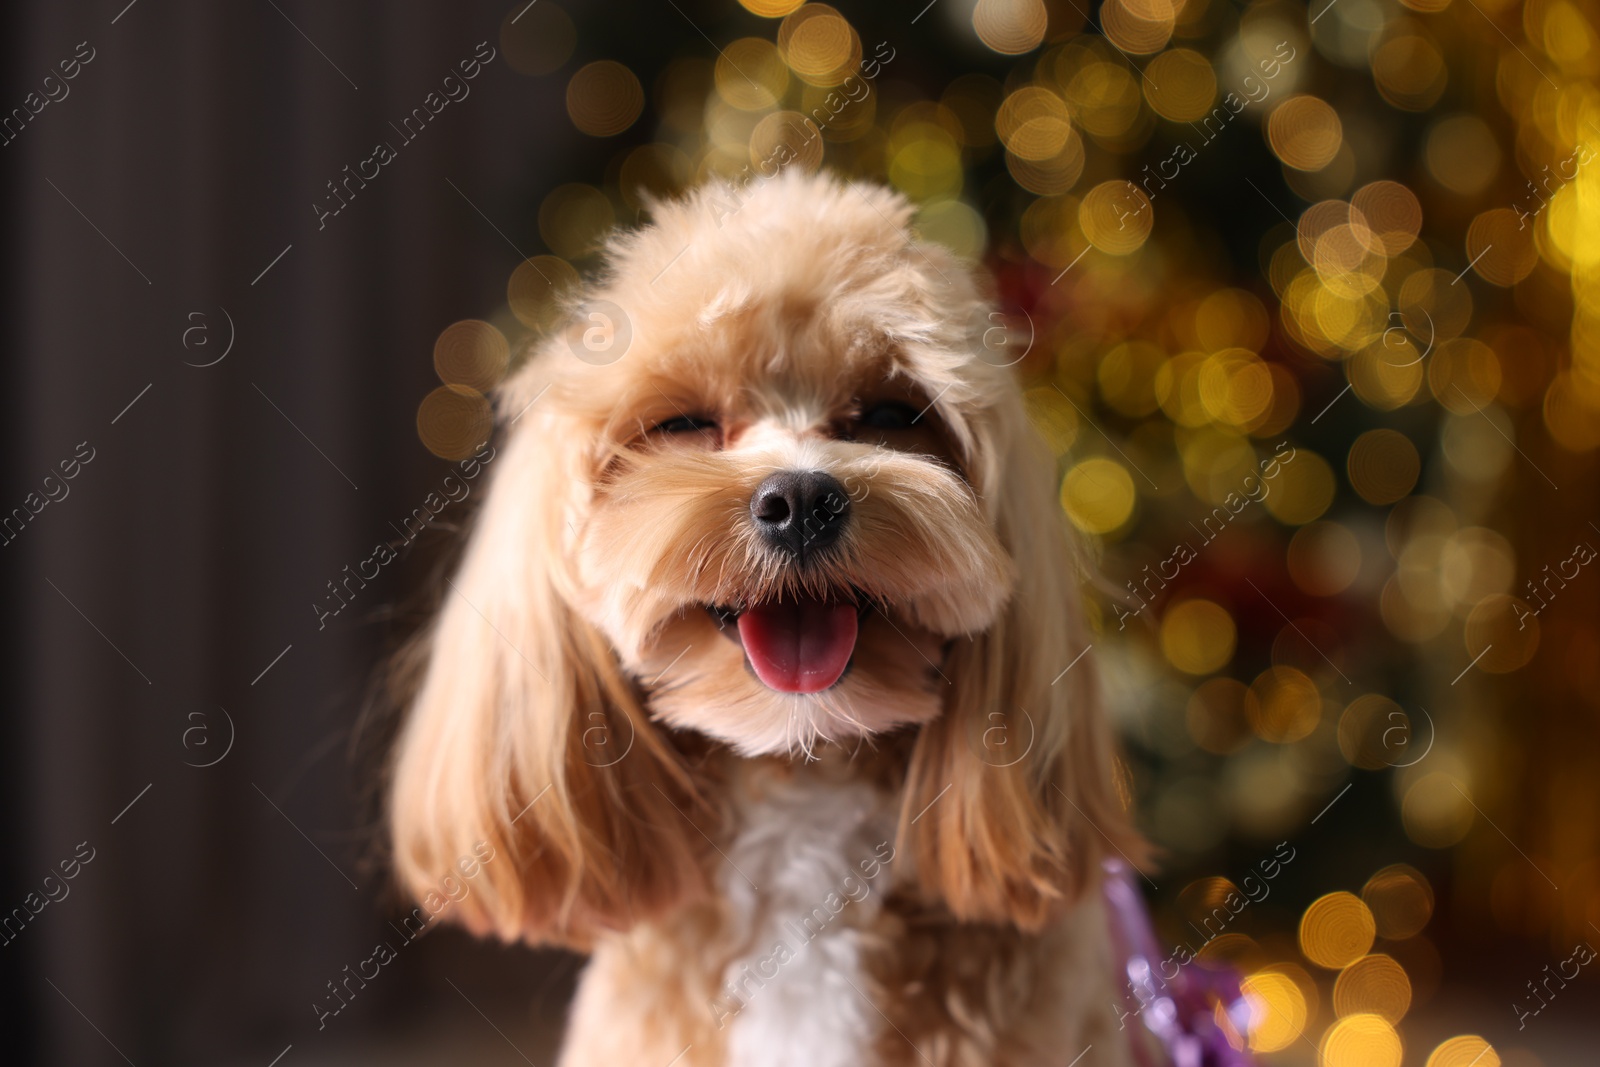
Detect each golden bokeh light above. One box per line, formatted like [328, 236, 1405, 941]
[1247, 665, 1322, 743]
[1402, 772, 1476, 848]
[507, 255, 580, 331]
[715, 38, 789, 111]
[1268, 95, 1344, 171]
[1288, 521, 1363, 596]
[750, 111, 825, 172]
[1300, 891, 1377, 970]
[1426, 1036, 1500, 1067]
[566, 61, 645, 137]
[1424, 114, 1501, 196]
[1239, 968, 1306, 1053]
[1160, 599, 1237, 675]
[1061, 456, 1138, 534]
[972, 0, 1049, 55]
[737, 0, 804, 16]
[1463, 594, 1541, 672]
[1101, 0, 1177, 55]
[432, 319, 509, 394]
[1081, 180, 1153, 254]
[1320, 1012, 1403, 1067]
[995, 86, 1072, 161]
[539, 184, 615, 259]
[1351, 181, 1422, 256]
[1262, 449, 1336, 525]
[1146, 48, 1216, 121]
[417, 385, 493, 460]
[777, 4, 860, 87]
[1373, 32, 1448, 111]
[1363, 864, 1435, 939]
[1348, 428, 1421, 505]
[1466, 208, 1540, 287]
[1338, 693, 1406, 770]
[1333, 953, 1412, 1023]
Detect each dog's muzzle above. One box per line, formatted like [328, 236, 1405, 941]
[749, 469, 850, 557]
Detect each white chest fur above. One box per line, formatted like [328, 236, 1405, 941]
[711, 770, 900, 1067]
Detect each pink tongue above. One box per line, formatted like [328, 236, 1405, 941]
[736, 597, 859, 694]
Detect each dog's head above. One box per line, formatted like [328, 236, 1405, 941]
[389, 170, 1138, 946]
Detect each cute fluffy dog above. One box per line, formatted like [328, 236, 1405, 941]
[389, 170, 1147, 1066]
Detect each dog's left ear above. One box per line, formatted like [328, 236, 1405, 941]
[900, 379, 1147, 930]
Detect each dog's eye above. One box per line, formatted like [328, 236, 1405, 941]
[857, 401, 919, 430]
[653, 415, 716, 435]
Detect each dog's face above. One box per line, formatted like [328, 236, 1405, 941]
[389, 172, 1136, 944]
[513, 174, 1019, 755]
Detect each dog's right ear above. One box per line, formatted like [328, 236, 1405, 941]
[388, 372, 707, 948]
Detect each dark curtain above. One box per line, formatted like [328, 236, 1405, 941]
[1, 2, 611, 1062]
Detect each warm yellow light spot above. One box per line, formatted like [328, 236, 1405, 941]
[1081, 180, 1153, 254]
[499, 1, 575, 76]
[1161, 599, 1237, 675]
[1268, 96, 1343, 171]
[715, 38, 790, 111]
[1463, 594, 1541, 672]
[417, 385, 493, 460]
[1333, 953, 1412, 1023]
[1146, 49, 1216, 121]
[1101, 0, 1177, 55]
[1363, 864, 1435, 939]
[539, 184, 615, 259]
[996, 86, 1072, 161]
[777, 4, 861, 87]
[750, 111, 825, 173]
[1347, 428, 1421, 505]
[508, 256, 580, 331]
[565, 61, 645, 137]
[1262, 449, 1336, 525]
[1300, 892, 1377, 970]
[1466, 208, 1539, 286]
[1427, 1036, 1500, 1067]
[433, 320, 509, 393]
[1402, 772, 1476, 848]
[1321, 1012, 1403, 1067]
[1337, 693, 1407, 769]
[972, 0, 1049, 55]
[1373, 33, 1448, 110]
[1239, 969, 1306, 1053]
[1061, 457, 1137, 534]
[1424, 116, 1500, 197]
[738, 0, 804, 16]
[1247, 665, 1322, 743]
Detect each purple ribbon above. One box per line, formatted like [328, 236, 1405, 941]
[1101, 857, 1257, 1067]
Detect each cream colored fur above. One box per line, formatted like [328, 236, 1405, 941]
[387, 170, 1147, 1065]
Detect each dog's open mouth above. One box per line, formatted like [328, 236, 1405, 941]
[708, 594, 863, 694]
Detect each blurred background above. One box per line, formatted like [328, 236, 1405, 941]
[4, 0, 1597, 1064]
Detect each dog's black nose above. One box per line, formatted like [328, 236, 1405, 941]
[750, 470, 850, 555]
